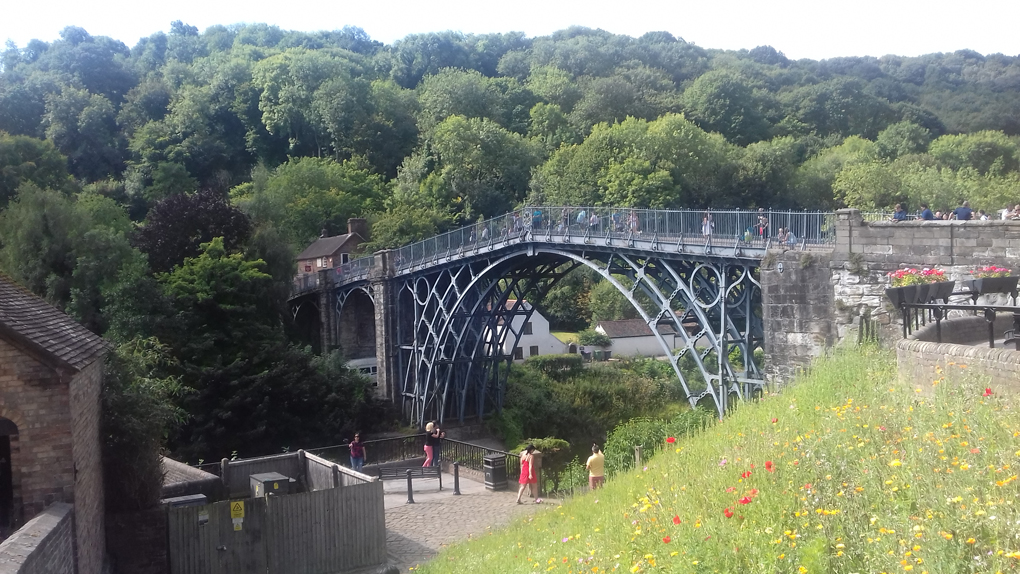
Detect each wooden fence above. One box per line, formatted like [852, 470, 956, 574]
[167, 452, 383, 574]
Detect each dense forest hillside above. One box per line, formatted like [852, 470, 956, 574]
[1, 22, 1019, 468]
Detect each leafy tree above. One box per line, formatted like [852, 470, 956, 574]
[362, 205, 455, 252]
[786, 78, 897, 139]
[416, 68, 493, 135]
[875, 121, 932, 160]
[0, 183, 83, 306]
[102, 338, 186, 511]
[681, 69, 774, 145]
[599, 157, 674, 207]
[791, 136, 879, 208]
[526, 66, 583, 112]
[588, 279, 639, 323]
[43, 87, 125, 180]
[0, 132, 73, 206]
[528, 103, 580, 150]
[732, 136, 802, 207]
[928, 130, 1020, 176]
[233, 157, 386, 247]
[134, 190, 251, 273]
[156, 238, 366, 459]
[535, 265, 596, 331]
[387, 32, 474, 88]
[832, 161, 905, 209]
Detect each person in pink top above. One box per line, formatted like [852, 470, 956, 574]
[515, 445, 539, 504]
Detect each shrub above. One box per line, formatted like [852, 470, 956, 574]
[524, 353, 583, 378]
[603, 409, 713, 477]
[578, 328, 612, 347]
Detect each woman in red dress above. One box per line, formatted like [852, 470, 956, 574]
[516, 444, 538, 504]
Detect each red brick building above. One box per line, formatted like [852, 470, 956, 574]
[0, 274, 108, 574]
[294, 218, 368, 279]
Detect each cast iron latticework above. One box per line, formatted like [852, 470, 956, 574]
[325, 205, 783, 426]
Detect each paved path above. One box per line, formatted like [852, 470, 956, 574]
[382, 469, 554, 571]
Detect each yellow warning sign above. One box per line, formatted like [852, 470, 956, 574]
[230, 501, 244, 519]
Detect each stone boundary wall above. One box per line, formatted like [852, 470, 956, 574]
[895, 313, 1020, 393]
[896, 339, 1020, 393]
[0, 503, 74, 574]
[764, 210, 1020, 381]
[834, 210, 1020, 265]
[829, 210, 1020, 343]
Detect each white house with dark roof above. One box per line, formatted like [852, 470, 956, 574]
[294, 218, 368, 280]
[486, 300, 566, 361]
[594, 319, 680, 357]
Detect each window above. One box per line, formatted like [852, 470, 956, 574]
[317, 258, 324, 268]
[529, 345, 539, 357]
[523, 321, 533, 335]
[513, 348, 524, 360]
[341, 253, 350, 264]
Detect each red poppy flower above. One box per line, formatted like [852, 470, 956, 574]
[983, 388, 993, 397]
[723, 507, 734, 518]
[741, 471, 751, 479]
[771, 417, 778, 423]
[673, 515, 681, 525]
[662, 536, 671, 544]
[738, 496, 752, 505]
[970, 448, 980, 454]
[749, 488, 758, 497]
[666, 436, 676, 443]
[726, 486, 736, 493]
[765, 460, 774, 473]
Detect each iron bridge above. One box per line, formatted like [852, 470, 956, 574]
[296, 206, 836, 425]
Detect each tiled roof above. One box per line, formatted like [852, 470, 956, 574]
[0, 274, 109, 371]
[296, 233, 360, 260]
[596, 319, 678, 339]
[162, 457, 218, 486]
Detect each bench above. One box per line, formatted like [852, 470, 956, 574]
[378, 466, 442, 490]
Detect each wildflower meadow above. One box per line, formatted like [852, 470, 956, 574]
[415, 346, 1020, 573]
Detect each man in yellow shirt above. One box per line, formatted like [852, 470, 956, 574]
[586, 444, 605, 490]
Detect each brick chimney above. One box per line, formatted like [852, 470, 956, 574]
[348, 218, 369, 240]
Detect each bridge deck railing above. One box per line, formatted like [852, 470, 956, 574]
[319, 207, 923, 288]
[392, 207, 838, 274]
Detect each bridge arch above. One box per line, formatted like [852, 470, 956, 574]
[395, 245, 763, 425]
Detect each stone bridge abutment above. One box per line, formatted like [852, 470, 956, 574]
[762, 208, 1020, 380]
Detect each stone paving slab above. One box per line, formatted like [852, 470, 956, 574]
[382, 468, 554, 571]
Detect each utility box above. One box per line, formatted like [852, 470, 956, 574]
[483, 454, 507, 491]
[250, 472, 291, 498]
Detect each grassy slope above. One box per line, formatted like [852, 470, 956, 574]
[416, 347, 1020, 573]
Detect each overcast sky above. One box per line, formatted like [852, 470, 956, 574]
[3, 0, 1019, 61]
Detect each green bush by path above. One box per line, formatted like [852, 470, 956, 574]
[417, 346, 1020, 574]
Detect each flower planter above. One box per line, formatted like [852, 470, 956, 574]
[885, 285, 917, 307]
[963, 276, 1019, 296]
[927, 280, 956, 304]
